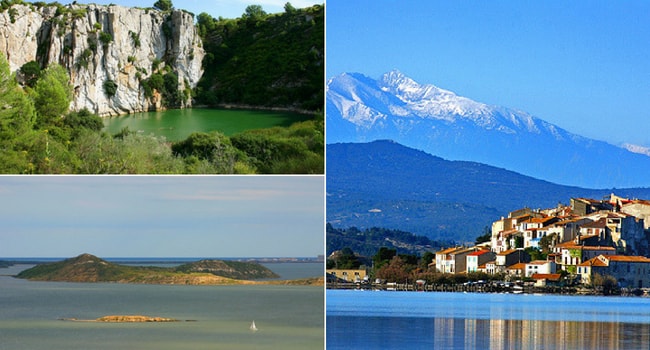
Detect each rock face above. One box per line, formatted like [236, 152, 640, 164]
[0, 3, 204, 116]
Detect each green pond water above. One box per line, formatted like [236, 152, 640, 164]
[103, 108, 312, 141]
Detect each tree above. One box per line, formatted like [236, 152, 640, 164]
[419, 252, 435, 269]
[18, 61, 41, 87]
[330, 247, 361, 269]
[539, 233, 557, 254]
[242, 5, 266, 20]
[372, 247, 396, 270]
[0, 53, 36, 171]
[32, 64, 72, 128]
[284, 2, 296, 14]
[375, 256, 411, 283]
[153, 0, 172, 11]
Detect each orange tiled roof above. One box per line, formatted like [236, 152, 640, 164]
[531, 273, 561, 281]
[605, 255, 650, 263]
[497, 249, 519, 256]
[467, 250, 491, 256]
[527, 260, 550, 265]
[581, 246, 615, 251]
[437, 247, 462, 255]
[555, 241, 579, 249]
[578, 256, 608, 267]
[581, 218, 607, 229]
[507, 262, 526, 270]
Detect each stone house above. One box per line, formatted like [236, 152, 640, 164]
[577, 255, 650, 288]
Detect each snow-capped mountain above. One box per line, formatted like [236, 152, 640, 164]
[327, 70, 650, 188]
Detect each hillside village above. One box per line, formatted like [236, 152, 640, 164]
[327, 193, 650, 291]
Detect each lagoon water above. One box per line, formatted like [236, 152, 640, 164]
[103, 108, 313, 141]
[327, 290, 650, 349]
[0, 264, 323, 349]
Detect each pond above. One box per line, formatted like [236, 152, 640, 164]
[103, 108, 313, 141]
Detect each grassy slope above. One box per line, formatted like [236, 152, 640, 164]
[16, 254, 321, 285]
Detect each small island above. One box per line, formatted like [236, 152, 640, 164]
[61, 315, 180, 323]
[16, 253, 323, 286]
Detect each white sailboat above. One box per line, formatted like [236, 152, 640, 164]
[250, 320, 258, 332]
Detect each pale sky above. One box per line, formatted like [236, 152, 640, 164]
[328, 1, 650, 148]
[0, 176, 324, 258]
[65, 0, 322, 19]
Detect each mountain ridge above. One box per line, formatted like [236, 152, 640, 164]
[327, 140, 650, 242]
[327, 70, 650, 188]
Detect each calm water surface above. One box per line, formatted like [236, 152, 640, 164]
[327, 290, 650, 349]
[0, 265, 324, 349]
[103, 108, 312, 141]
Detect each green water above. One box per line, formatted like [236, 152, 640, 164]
[103, 108, 312, 141]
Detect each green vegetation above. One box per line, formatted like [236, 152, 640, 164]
[16, 253, 286, 284]
[153, 0, 172, 12]
[195, 3, 323, 111]
[18, 60, 41, 87]
[103, 79, 117, 97]
[129, 30, 141, 47]
[99, 31, 112, 46]
[0, 3, 323, 174]
[175, 260, 280, 279]
[327, 224, 453, 258]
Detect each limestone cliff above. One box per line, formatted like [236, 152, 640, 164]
[0, 3, 204, 116]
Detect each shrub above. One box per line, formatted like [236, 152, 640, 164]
[103, 79, 118, 97]
[77, 49, 93, 69]
[129, 31, 141, 47]
[99, 31, 112, 45]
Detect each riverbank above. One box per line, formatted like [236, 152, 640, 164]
[327, 281, 650, 297]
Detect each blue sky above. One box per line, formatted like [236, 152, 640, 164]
[0, 176, 324, 258]
[327, 1, 650, 148]
[65, 0, 321, 19]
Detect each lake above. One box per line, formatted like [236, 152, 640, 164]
[103, 108, 313, 141]
[0, 264, 324, 349]
[327, 290, 650, 349]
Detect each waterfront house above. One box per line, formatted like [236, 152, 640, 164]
[577, 255, 650, 288]
[495, 249, 530, 273]
[466, 250, 496, 273]
[531, 273, 562, 287]
[435, 247, 476, 274]
[506, 262, 526, 277]
[326, 268, 368, 283]
[524, 260, 557, 278]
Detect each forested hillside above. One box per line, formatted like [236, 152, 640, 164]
[195, 4, 324, 111]
[326, 224, 454, 258]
